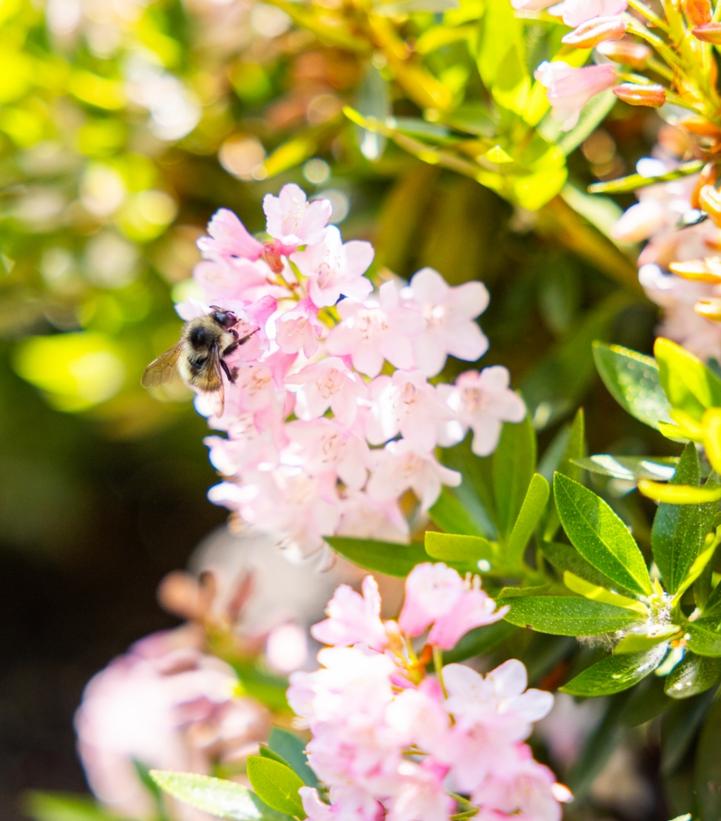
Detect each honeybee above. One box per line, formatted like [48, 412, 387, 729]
[143, 307, 258, 412]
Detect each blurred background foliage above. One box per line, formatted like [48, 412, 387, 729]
[1, 0, 672, 817]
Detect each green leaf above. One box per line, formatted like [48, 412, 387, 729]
[664, 653, 721, 699]
[492, 415, 535, 538]
[439, 437, 496, 537]
[233, 664, 289, 712]
[588, 159, 704, 194]
[541, 408, 585, 541]
[541, 540, 638, 595]
[554, 473, 652, 596]
[149, 771, 290, 820]
[502, 595, 641, 636]
[475, 0, 530, 116]
[686, 622, 721, 657]
[246, 756, 305, 819]
[573, 455, 677, 482]
[24, 793, 125, 821]
[442, 620, 517, 663]
[655, 337, 721, 419]
[268, 729, 318, 788]
[560, 646, 667, 696]
[564, 572, 647, 615]
[639, 480, 721, 504]
[612, 626, 679, 654]
[506, 473, 549, 566]
[425, 531, 497, 568]
[593, 342, 671, 430]
[694, 697, 721, 818]
[325, 537, 425, 577]
[652, 444, 706, 593]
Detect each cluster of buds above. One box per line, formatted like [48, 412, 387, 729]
[289, 564, 571, 820]
[178, 184, 524, 560]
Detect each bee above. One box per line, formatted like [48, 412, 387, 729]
[143, 306, 258, 412]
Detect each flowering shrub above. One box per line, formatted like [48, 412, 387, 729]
[182, 184, 524, 558]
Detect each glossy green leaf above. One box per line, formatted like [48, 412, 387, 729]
[502, 595, 641, 636]
[655, 337, 721, 419]
[573, 455, 677, 482]
[612, 626, 679, 654]
[541, 408, 585, 540]
[554, 473, 652, 595]
[428, 487, 487, 537]
[560, 646, 667, 696]
[442, 620, 517, 663]
[664, 653, 721, 699]
[541, 540, 637, 595]
[686, 622, 721, 657]
[593, 342, 671, 430]
[425, 531, 496, 567]
[268, 729, 318, 788]
[639, 480, 721, 504]
[325, 537, 425, 577]
[564, 572, 647, 614]
[652, 444, 706, 593]
[506, 472, 549, 566]
[438, 437, 497, 537]
[492, 415, 535, 538]
[149, 771, 289, 820]
[246, 756, 304, 819]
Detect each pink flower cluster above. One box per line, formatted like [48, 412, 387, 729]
[181, 185, 524, 558]
[288, 564, 569, 820]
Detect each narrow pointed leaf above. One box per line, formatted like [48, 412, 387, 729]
[655, 337, 721, 419]
[325, 537, 425, 577]
[686, 622, 721, 657]
[560, 646, 667, 696]
[664, 653, 721, 699]
[492, 415, 535, 538]
[573, 455, 677, 482]
[502, 595, 641, 636]
[268, 729, 318, 787]
[506, 473, 549, 566]
[554, 473, 652, 595]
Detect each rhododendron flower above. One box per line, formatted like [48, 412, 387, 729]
[535, 61, 617, 129]
[263, 183, 332, 246]
[289, 567, 566, 820]
[312, 576, 387, 650]
[173, 185, 525, 558]
[294, 225, 374, 307]
[404, 267, 489, 377]
[443, 367, 527, 455]
[550, 0, 626, 26]
[512, 0, 556, 8]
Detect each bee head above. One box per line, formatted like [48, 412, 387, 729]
[209, 307, 238, 328]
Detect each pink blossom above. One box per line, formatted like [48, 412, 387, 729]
[273, 298, 326, 357]
[386, 762, 456, 821]
[197, 208, 263, 263]
[285, 356, 367, 427]
[535, 61, 617, 130]
[367, 441, 461, 511]
[337, 491, 410, 543]
[399, 563, 505, 648]
[365, 370, 452, 451]
[404, 267, 489, 376]
[513, 0, 556, 8]
[550, 0, 626, 26]
[327, 281, 424, 377]
[442, 367, 526, 456]
[300, 787, 336, 820]
[311, 576, 388, 650]
[294, 225, 374, 307]
[284, 419, 370, 489]
[263, 183, 332, 246]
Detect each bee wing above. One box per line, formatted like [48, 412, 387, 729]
[142, 344, 183, 388]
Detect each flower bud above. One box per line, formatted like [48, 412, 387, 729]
[691, 162, 717, 209]
[692, 22, 721, 43]
[670, 257, 721, 283]
[613, 83, 667, 107]
[684, 0, 712, 26]
[597, 39, 651, 70]
[562, 15, 626, 47]
[695, 297, 721, 321]
[699, 184, 721, 226]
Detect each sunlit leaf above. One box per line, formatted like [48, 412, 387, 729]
[560, 646, 667, 696]
[246, 756, 304, 818]
[325, 536, 426, 576]
[502, 595, 641, 636]
[573, 455, 677, 482]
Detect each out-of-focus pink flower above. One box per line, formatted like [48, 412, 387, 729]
[550, 0, 626, 26]
[285, 418, 370, 489]
[337, 491, 410, 543]
[535, 61, 617, 130]
[367, 441, 460, 511]
[273, 298, 326, 357]
[197, 208, 264, 263]
[366, 370, 452, 451]
[399, 563, 505, 648]
[75, 631, 270, 820]
[404, 267, 489, 377]
[263, 183, 332, 246]
[328, 281, 424, 377]
[562, 14, 626, 47]
[386, 761, 456, 821]
[294, 225, 374, 307]
[442, 367, 526, 456]
[312, 576, 388, 650]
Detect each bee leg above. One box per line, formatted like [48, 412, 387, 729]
[220, 359, 238, 383]
[238, 327, 260, 346]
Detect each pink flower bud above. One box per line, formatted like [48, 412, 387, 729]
[550, 0, 626, 26]
[535, 61, 617, 130]
[613, 83, 667, 107]
[693, 22, 721, 43]
[562, 15, 626, 47]
[597, 39, 651, 69]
